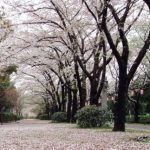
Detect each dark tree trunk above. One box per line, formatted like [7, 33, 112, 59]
[71, 90, 78, 122]
[58, 102, 62, 112]
[113, 68, 127, 131]
[74, 60, 85, 108]
[74, 57, 86, 108]
[67, 88, 72, 122]
[134, 92, 141, 123]
[90, 79, 99, 105]
[61, 84, 67, 112]
[45, 103, 50, 119]
[81, 73, 87, 107]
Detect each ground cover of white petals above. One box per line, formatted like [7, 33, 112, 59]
[0, 119, 149, 150]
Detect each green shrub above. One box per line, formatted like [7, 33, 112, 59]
[51, 112, 67, 123]
[37, 114, 49, 120]
[0, 112, 21, 122]
[75, 105, 112, 128]
[139, 114, 150, 124]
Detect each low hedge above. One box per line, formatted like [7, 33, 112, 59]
[37, 114, 49, 120]
[139, 114, 150, 124]
[126, 114, 150, 124]
[51, 112, 67, 123]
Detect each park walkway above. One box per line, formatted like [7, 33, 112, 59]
[15, 120, 150, 131]
[0, 119, 149, 150]
[126, 123, 150, 131]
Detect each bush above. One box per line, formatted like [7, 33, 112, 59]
[75, 105, 112, 128]
[0, 112, 21, 122]
[37, 114, 49, 120]
[51, 112, 67, 123]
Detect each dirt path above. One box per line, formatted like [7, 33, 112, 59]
[126, 123, 150, 131]
[0, 119, 149, 150]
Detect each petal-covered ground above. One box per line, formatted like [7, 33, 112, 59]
[0, 120, 149, 150]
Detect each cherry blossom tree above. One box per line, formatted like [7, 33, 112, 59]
[3, 0, 112, 122]
[81, 0, 150, 131]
